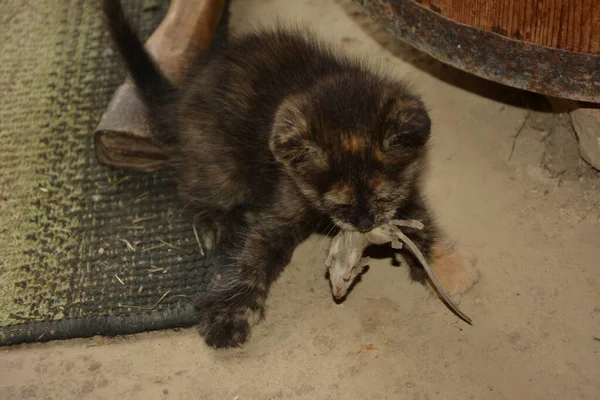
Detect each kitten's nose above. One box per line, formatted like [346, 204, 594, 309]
[355, 214, 374, 232]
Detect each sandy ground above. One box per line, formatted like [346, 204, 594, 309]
[2, 0, 599, 399]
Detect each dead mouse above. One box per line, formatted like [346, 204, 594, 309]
[324, 220, 415, 299]
[325, 219, 472, 324]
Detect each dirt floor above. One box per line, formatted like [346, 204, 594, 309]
[1, 0, 599, 399]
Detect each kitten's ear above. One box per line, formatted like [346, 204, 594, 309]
[383, 101, 431, 150]
[270, 98, 325, 168]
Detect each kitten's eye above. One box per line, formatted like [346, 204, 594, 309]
[324, 183, 355, 208]
[375, 196, 394, 204]
[334, 204, 353, 212]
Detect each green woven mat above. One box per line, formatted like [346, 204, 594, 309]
[0, 0, 224, 346]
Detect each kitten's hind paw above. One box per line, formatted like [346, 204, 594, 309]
[195, 285, 265, 348]
[428, 241, 479, 298]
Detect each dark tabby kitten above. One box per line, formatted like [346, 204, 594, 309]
[103, 0, 445, 348]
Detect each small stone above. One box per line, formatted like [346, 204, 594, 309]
[81, 380, 94, 393]
[571, 107, 600, 170]
[527, 111, 556, 133]
[542, 115, 581, 177]
[88, 362, 101, 371]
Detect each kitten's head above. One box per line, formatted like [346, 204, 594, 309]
[269, 73, 431, 232]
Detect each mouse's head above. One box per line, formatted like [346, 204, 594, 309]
[325, 232, 370, 299]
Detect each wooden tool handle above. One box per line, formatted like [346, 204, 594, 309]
[145, 0, 226, 82]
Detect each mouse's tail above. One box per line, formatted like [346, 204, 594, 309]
[102, 0, 174, 105]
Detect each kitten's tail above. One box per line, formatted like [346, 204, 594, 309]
[102, 0, 174, 104]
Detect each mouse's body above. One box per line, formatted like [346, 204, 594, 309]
[325, 220, 419, 299]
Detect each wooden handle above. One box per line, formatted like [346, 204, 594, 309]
[146, 0, 226, 82]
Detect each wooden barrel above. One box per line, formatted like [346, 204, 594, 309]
[355, 0, 600, 102]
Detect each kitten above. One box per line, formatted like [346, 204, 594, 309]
[103, 0, 445, 348]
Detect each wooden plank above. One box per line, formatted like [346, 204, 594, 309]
[414, 0, 600, 54]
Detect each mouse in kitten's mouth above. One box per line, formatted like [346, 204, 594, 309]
[325, 221, 409, 299]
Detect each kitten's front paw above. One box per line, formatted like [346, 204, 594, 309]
[428, 241, 479, 297]
[195, 287, 265, 348]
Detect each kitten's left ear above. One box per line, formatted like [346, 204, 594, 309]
[383, 101, 431, 150]
[269, 97, 325, 168]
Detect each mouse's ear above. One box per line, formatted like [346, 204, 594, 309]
[269, 96, 326, 170]
[391, 238, 403, 250]
[325, 249, 333, 267]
